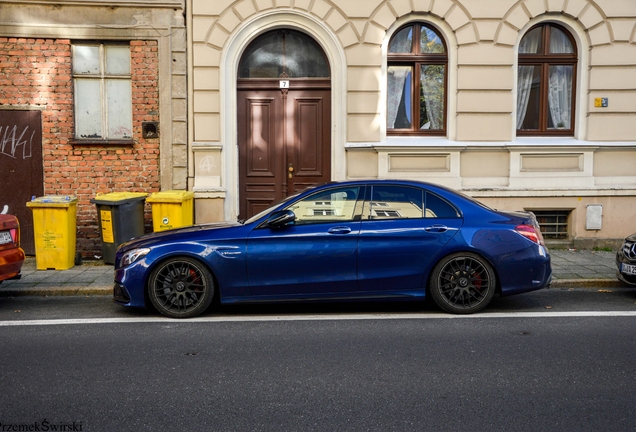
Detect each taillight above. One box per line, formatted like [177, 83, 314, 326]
[10, 228, 18, 245]
[515, 224, 545, 245]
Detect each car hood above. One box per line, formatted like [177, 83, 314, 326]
[118, 222, 243, 252]
[624, 232, 636, 242]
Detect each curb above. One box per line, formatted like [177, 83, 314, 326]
[0, 280, 626, 298]
[0, 287, 112, 297]
[549, 279, 624, 289]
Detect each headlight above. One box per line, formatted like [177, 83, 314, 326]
[120, 248, 151, 267]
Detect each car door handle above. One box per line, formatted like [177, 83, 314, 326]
[425, 225, 448, 233]
[328, 227, 352, 234]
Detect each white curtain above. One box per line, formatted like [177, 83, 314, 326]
[549, 27, 574, 54]
[516, 29, 541, 128]
[389, 27, 412, 53]
[548, 66, 572, 129]
[387, 66, 411, 129]
[548, 28, 573, 129]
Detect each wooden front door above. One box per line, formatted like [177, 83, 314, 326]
[237, 81, 331, 220]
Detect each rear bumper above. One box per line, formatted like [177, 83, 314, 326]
[497, 245, 552, 296]
[0, 247, 25, 282]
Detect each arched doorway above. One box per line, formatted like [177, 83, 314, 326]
[237, 29, 331, 219]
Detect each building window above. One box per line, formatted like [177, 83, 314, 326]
[238, 29, 330, 78]
[517, 24, 577, 136]
[72, 43, 133, 141]
[532, 210, 570, 239]
[387, 23, 447, 136]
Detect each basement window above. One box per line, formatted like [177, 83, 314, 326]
[531, 210, 570, 239]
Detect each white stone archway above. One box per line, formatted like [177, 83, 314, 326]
[220, 10, 347, 221]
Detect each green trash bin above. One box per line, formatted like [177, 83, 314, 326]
[90, 192, 148, 264]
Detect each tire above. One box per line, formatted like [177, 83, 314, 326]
[429, 252, 496, 314]
[148, 257, 215, 318]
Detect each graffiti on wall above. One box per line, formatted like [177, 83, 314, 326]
[0, 125, 34, 159]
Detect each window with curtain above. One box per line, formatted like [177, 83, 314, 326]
[517, 24, 577, 136]
[387, 23, 447, 136]
[72, 43, 133, 142]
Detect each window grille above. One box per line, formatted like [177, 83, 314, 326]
[531, 210, 570, 239]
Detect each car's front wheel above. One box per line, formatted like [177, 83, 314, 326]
[148, 257, 214, 318]
[430, 253, 496, 314]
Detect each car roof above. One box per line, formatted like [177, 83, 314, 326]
[319, 179, 462, 196]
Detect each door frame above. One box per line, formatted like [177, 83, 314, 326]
[220, 10, 347, 222]
[237, 82, 332, 219]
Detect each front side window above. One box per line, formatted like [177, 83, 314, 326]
[72, 43, 132, 141]
[517, 24, 577, 136]
[286, 186, 361, 224]
[387, 24, 447, 136]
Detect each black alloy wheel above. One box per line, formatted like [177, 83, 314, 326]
[430, 252, 496, 314]
[148, 257, 214, 318]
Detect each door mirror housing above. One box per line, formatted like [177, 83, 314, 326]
[266, 210, 296, 228]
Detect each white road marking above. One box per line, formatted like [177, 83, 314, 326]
[0, 311, 635, 326]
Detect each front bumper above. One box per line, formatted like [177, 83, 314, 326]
[617, 271, 636, 286]
[615, 249, 636, 286]
[113, 283, 131, 303]
[112, 259, 149, 308]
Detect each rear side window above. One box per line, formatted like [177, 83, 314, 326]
[366, 185, 424, 219]
[425, 192, 460, 218]
[363, 185, 460, 220]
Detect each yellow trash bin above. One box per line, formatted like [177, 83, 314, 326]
[146, 190, 194, 232]
[26, 195, 78, 270]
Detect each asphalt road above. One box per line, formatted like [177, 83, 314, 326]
[1, 288, 635, 431]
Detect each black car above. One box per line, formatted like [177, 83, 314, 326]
[617, 233, 636, 285]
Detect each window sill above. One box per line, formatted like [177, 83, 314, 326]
[70, 139, 134, 146]
[345, 137, 636, 149]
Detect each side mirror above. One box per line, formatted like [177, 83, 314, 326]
[266, 210, 296, 228]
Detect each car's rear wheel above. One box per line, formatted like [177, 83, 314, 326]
[430, 252, 496, 314]
[148, 257, 214, 318]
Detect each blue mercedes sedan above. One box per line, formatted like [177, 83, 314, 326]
[113, 180, 551, 318]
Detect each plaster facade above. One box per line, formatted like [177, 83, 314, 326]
[189, 0, 636, 246]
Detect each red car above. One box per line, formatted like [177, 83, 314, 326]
[0, 213, 25, 283]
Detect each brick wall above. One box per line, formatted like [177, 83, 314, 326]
[0, 37, 160, 258]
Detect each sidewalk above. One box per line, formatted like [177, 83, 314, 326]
[0, 248, 624, 297]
